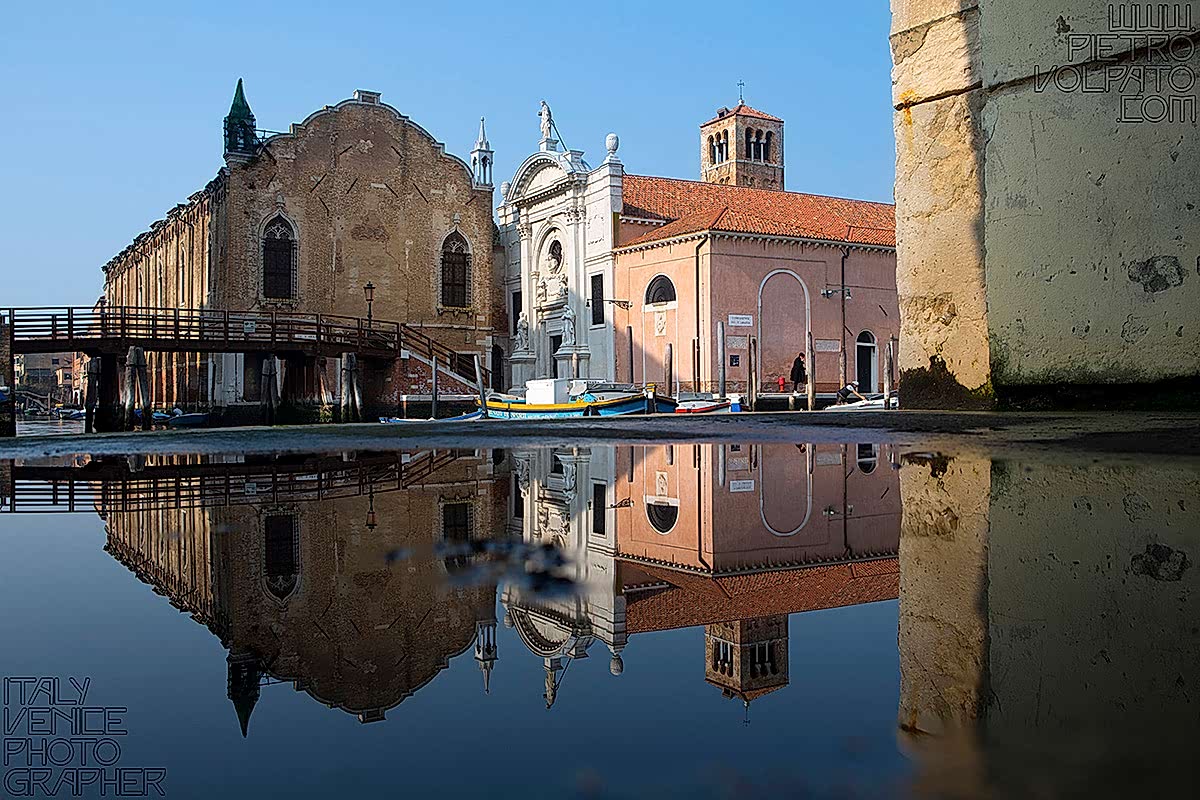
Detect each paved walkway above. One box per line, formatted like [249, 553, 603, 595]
[3, 411, 1199, 462]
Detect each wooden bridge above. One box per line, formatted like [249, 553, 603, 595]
[1, 305, 490, 434]
[0, 450, 461, 514]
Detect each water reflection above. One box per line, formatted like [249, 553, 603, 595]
[1, 445, 1196, 796]
[2, 443, 901, 727]
[505, 443, 901, 712]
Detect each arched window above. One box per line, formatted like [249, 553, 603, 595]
[264, 514, 298, 602]
[745, 129, 753, 159]
[856, 443, 879, 474]
[764, 131, 773, 162]
[441, 231, 471, 308]
[262, 216, 296, 300]
[709, 135, 717, 165]
[647, 502, 678, 534]
[755, 130, 765, 161]
[721, 130, 729, 161]
[856, 331, 878, 393]
[547, 239, 563, 271]
[645, 275, 677, 305]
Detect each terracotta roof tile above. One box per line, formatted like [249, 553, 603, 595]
[620, 175, 895, 249]
[623, 558, 900, 634]
[702, 103, 784, 126]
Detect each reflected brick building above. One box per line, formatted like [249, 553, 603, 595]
[99, 451, 507, 730]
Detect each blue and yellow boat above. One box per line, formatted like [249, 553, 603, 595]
[477, 382, 678, 419]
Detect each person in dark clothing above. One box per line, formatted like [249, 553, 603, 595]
[789, 353, 807, 393]
[836, 380, 867, 404]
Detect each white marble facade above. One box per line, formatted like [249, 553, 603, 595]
[497, 103, 623, 392]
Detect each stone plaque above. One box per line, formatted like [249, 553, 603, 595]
[655, 310, 667, 336]
[729, 480, 755, 493]
[816, 451, 843, 466]
[815, 339, 840, 352]
[727, 457, 750, 472]
[726, 335, 748, 349]
[728, 314, 753, 327]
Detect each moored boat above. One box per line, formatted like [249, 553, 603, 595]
[476, 378, 677, 419]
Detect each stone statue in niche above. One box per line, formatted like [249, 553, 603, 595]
[514, 311, 530, 352]
[560, 305, 576, 347]
[514, 456, 530, 492]
[539, 100, 553, 140]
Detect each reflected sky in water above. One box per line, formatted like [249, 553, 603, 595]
[1, 444, 1196, 798]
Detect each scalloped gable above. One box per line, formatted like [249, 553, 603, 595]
[256, 94, 477, 186]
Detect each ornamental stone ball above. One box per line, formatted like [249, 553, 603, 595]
[609, 654, 624, 676]
[605, 133, 619, 155]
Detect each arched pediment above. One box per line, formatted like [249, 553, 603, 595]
[507, 150, 590, 204]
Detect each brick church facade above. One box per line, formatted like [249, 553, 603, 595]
[101, 81, 501, 415]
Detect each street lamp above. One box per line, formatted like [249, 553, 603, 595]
[363, 282, 375, 325]
[366, 489, 377, 531]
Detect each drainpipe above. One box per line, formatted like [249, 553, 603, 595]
[839, 246, 849, 386]
[694, 236, 708, 394]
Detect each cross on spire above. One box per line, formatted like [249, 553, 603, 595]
[737, 80, 745, 103]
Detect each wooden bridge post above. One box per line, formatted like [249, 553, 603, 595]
[1, 310, 13, 438]
[97, 354, 120, 432]
[339, 353, 361, 423]
[261, 355, 279, 426]
[123, 347, 151, 431]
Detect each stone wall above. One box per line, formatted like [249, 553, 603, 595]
[892, 1, 1200, 407]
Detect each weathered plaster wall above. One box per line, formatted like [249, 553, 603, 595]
[892, 0, 1200, 406]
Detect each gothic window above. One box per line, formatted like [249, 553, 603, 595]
[262, 217, 296, 300]
[709, 135, 717, 165]
[441, 501, 473, 574]
[264, 514, 299, 601]
[765, 132, 773, 162]
[753, 130, 763, 161]
[721, 130, 729, 161]
[440, 231, 471, 308]
[645, 275, 677, 305]
[745, 129, 753, 159]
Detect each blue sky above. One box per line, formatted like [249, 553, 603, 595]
[0, 1, 895, 307]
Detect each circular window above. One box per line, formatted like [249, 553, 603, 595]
[646, 502, 678, 534]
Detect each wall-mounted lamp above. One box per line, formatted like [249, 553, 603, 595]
[820, 287, 852, 300]
[607, 497, 634, 509]
[587, 298, 633, 311]
[366, 489, 378, 531]
[363, 282, 375, 324]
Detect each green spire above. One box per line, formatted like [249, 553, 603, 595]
[228, 78, 254, 121]
[223, 78, 257, 157]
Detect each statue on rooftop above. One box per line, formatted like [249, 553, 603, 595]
[539, 100, 553, 141]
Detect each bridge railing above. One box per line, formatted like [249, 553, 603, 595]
[8, 306, 401, 356]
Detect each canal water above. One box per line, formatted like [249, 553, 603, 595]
[0, 441, 1195, 798]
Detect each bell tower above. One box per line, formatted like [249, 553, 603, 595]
[223, 78, 258, 163]
[699, 95, 784, 189]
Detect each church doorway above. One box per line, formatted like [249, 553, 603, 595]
[549, 335, 562, 378]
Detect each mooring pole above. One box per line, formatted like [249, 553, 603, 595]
[663, 343, 673, 399]
[884, 338, 895, 409]
[748, 337, 758, 411]
[626, 326, 635, 384]
[806, 331, 816, 411]
[716, 322, 726, 399]
[430, 356, 439, 419]
[473, 354, 488, 419]
[84, 357, 100, 433]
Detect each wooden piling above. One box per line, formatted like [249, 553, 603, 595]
[430, 356, 439, 419]
[806, 331, 816, 411]
[473, 354, 488, 419]
[716, 322, 726, 399]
